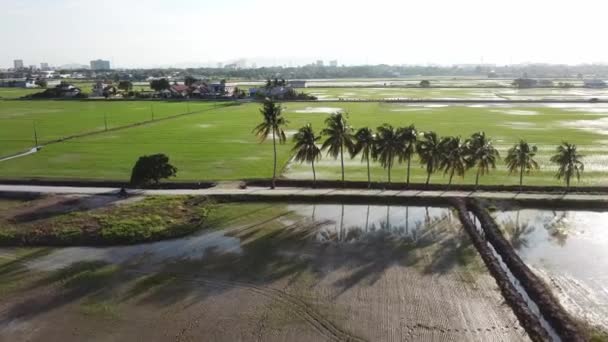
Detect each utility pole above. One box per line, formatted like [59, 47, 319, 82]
[187, 102, 190, 113]
[151, 104, 154, 121]
[33, 121, 38, 146]
[104, 113, 108, 131]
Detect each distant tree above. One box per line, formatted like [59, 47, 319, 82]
[184, 76, 198, 87]
[438, 136, 467, 186]
[130, 153, 177, 187]
[465, 132, 500, 187]
[321, 112, 355, 186]
[292, 124, 322, 185]
[34, 79, 47, 88]
[373, 124, 403, 184]
[352, 127, 376, 187]
[118, 81, 133, 92]
[512, 78, 538, 89]
[419, 80, 431, 88]
[505, 140, 539, 189]
[150, 78, 170, 91]
[397, 125, 417, 185]
[102, 86, 117, 98]
[253, 99, 288, 189]
[417, 131, 442, 185]
[550, 142, 584, 190]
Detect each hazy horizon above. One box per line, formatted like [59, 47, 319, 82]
[2, 0, 607, 69]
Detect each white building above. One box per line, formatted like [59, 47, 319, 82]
[329, 60, 338, 67]
[13, 59, 24, 69]
[90, 59, 111, 70]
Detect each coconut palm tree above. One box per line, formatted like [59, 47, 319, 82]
[253, 99, 288, 189]
[292, 124, 322, 185]
[465, 132, 500, 187]
[416, 131, 442, 185]
[321, 112, 355, 186]
[438, 136, 467, 186]
[373, 124, 403, 184]
[505, 140, 539, 190]
[397, 125, 417, 185]
[550, 142, 584, 190]
[352, 127, 375, 187]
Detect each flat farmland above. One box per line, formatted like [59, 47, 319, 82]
[1, 101, 608, 185]
[0, 100, 218, 157]
[306, 87, 608, 101]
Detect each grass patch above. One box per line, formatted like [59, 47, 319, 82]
[0, 196, 214, 246]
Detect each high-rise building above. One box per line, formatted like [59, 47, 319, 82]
[329, 60, 338, 67]
[40, 62, 50, 70]
[316, 60, 324, 67]
[13, 59, 24, 69]
[90, 59, 111, 70]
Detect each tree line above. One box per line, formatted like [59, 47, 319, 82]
[255, 100, 585, 189]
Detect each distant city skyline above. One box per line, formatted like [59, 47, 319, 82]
[2, 0, 607, 69]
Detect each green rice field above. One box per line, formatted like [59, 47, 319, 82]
[1, 99, 608, 185]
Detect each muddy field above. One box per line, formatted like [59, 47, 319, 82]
[0, 200, 530, 341]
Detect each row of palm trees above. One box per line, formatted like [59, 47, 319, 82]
[254, 99, 585, 189]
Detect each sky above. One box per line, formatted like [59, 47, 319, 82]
[1, 0, 607, 68]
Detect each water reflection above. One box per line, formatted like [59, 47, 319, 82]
[494, 210, 608, 330]
[25, 230, 242, 272]
[289, 204, 457, 244]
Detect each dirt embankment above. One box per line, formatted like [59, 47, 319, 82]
[467, 199, 585, 342]
[246, 179, 608, 194]
[451, 199, 550, 342]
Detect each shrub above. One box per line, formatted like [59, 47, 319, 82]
[130, 154, 177, 187]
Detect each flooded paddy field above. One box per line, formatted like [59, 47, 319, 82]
[493, 209, 608, 332]
[306, 86, 608, 101]
[0, 202, 530, 341]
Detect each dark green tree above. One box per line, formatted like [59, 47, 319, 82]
[253, 99, 288, 189]
[118, 81, 133, 92]
[505, 140, 539, 189]
[465, 132, 500, 187]
[397, 125, 417, 185]
[130, 154, 177, 187]
[373, 124, 403, 184]
[416, 131, 442, 185]
[292, 124, 322, 184]
[439, 136, 467, 186]
[321, 112, 355, 186]
[351, 127, 376, 187]
[150, 78, 170, 91]
[550, 142, 584, 190]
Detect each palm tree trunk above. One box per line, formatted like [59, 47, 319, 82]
[406, 156, 412, 186]
[475, 168, 481, 188]
[312, 158, 316, 187]
[272, 127, 277, 189]
[340, 144, 345, 187]
[449, 168, 455, 186]
[388, 165, 392, 184]
[425, 168, 431, 186]
[566, 176, 570, 192]
[519, 165, 524, 191]
[366, 157, 371, 188]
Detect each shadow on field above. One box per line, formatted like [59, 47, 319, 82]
[0, 202, 480, 322]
